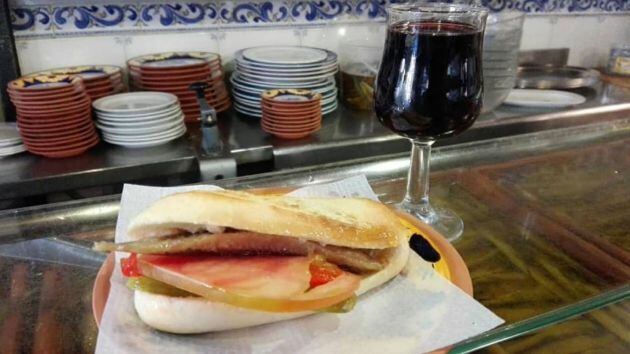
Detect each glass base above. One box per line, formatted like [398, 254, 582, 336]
[397, 201, 464, 242]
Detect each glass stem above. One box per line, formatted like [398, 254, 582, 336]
[403, 140, 435, 221]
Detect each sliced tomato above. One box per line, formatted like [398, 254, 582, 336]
[137, 254, 360, 312]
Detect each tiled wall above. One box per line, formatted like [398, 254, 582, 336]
[8, 0, 630, 74]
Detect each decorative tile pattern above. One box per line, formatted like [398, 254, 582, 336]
[9, 0, 630, 37]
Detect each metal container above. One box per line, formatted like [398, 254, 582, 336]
[515, 66, 601, 89]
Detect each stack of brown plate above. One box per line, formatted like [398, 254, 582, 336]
[25, 65, 124, 101]
[261, 89, 322, 139]
[127, 52, 231, 122]
[8, 75, 99, 158]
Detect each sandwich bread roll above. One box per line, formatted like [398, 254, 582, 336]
[97, 190, 412, 333]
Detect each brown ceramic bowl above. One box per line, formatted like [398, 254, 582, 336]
[135, 75, 225, 90]
[21, 126, 96, 147]
[15, 97, 91, 115]
[9, 75, 83, 93]
[262, 120, 321, 133]
[24, 129, 97, 147]
[18, 114, 92, 132]
[26, 135, 99, 158]
[262, 104, 322, 115]
[129, 58, 221, 73]
[18, 120, 94, 138]
[7, 83, 84, 101]
[262, 99, 321, 110]
[263, 116, 321, 128]
[264, 130, 315, 139]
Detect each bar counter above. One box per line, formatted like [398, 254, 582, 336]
[1, 82, 629, 206]
[0, 113, 628, 352]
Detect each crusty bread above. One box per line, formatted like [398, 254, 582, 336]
[128, 190, 410, 249]
[134, 235, 410, 333]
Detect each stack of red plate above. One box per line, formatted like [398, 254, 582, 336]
[25, 65, 124, 101]
[127, 52, 231, 122]
[8, 75, 100, 158]
[261, 89, 322, 139]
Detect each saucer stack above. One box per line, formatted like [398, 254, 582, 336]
[26, 65, 125, 101]
[8, 75, 99, 158]
[93, 92, 186, 148]
[231, 46, 338, 118]
[261, 89, 322, 139]
[0, 124, 26, 157]
[127, 52, 230, 122]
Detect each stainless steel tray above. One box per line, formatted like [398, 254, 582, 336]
[515, 66, 601, 89]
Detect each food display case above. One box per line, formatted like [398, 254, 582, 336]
[0, 113, 627, 352]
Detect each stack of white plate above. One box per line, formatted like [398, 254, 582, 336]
[92, 92, 186, 148]
[0, 124, 26, 157]
[231, 46, 339, 118]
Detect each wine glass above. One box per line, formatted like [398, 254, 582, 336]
[374, 3, 488, 242]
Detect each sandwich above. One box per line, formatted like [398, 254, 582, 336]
[94, 190, 412, 334]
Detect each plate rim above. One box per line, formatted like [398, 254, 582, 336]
[92, 92, 178, 114]
[504, 89, 586, 107]
[242, 46, 328, 65]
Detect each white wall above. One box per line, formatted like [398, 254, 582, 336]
[520, 14, 630, 67]
[14, 14, 630, 75]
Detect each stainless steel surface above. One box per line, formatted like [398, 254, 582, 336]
[518, 48, 569, 67]
[0, 136, 200, 201]
[515, 66, 601, 89]
[0, 116, 629, 352]
[222, 86, 630, 170]
[0, 80, 628, 203]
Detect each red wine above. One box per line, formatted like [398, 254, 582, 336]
[374, 21, 483, 140]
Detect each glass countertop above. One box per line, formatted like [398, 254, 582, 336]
[0, 116, 628, 352]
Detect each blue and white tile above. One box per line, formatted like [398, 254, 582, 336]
[9, 0, 629, 38]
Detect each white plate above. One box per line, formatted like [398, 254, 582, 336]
[236, 61, 338, 74]
[232, 80, 336, 97]
[0, 124, 22, 145]
[96, 115, 184, 135]
[95, 103, 181, 120]
[0, 144, 26, 157]
[93, 92, 178, 114]
[104, 130, 185, 148]
[232, 73, 333, 88]
[236, 47, 337, 69]
[231, 75, 335, 93]
[504, 89, 586, 108]
[103, 124, 185, 143]
[97, 114, 182, 130]
[236, 66, 338, 79]
[96, 107, 183, 124]
[242, 46, 328, 65]
[237, 71, 336, 83]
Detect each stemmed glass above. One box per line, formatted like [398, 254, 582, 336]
[374, 3, 488, 241]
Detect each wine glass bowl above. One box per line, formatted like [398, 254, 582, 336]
[374, 3, 488, 241]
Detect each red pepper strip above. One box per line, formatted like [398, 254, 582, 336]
[121, 253, 142, 277]
[309, 262, 343, 288]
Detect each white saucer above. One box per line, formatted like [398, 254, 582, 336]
[0, 124, 22, 147]
[0, 144, 26, 157]
[504, 89, 586, 108]
[242, 46, 328, 65]
[93, 92, 178, 114]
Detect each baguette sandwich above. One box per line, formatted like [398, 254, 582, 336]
[95, 190, 412, 333]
